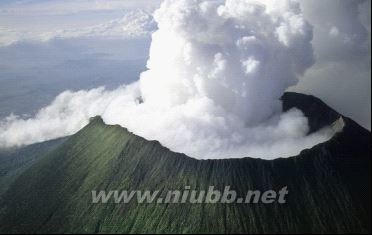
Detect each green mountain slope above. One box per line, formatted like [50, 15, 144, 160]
[0, 138, 66, 195]
[0, 92, 370, 234]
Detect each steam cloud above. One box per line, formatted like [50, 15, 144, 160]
[0, 0, 336, 159]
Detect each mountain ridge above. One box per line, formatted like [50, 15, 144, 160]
[0, 92, 370, 234]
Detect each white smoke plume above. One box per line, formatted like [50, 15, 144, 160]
[0, 0, 336, 159]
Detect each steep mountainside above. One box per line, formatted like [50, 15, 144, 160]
[0, 138, 66, 195]
[0, 92, 370, 233]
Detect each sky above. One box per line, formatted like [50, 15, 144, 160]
[0, 0, 370, 159]
[0, 0, 161, 118]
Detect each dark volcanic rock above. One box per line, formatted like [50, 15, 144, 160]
[282, 92, 341, 133]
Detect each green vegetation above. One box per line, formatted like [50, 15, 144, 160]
[0, 93, 370, 233]
[0, 138, 66, 195]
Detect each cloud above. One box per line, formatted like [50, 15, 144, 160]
[0, 0, 162, 15]
[0, 0, 337, 160]
[1, 0, 369, 130]
[0, 10, 156, 47]
[41, 10, 156, 41]
[292, 0, 371, 129]
[0, 27, 17, 47]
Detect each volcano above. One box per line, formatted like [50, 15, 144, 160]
[0, 92, 370, 234]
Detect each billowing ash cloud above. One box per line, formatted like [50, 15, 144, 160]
[0, 0, 337, 159]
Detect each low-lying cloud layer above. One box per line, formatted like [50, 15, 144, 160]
[0, 0, 337, 159]
[0, 10, 156, 47]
